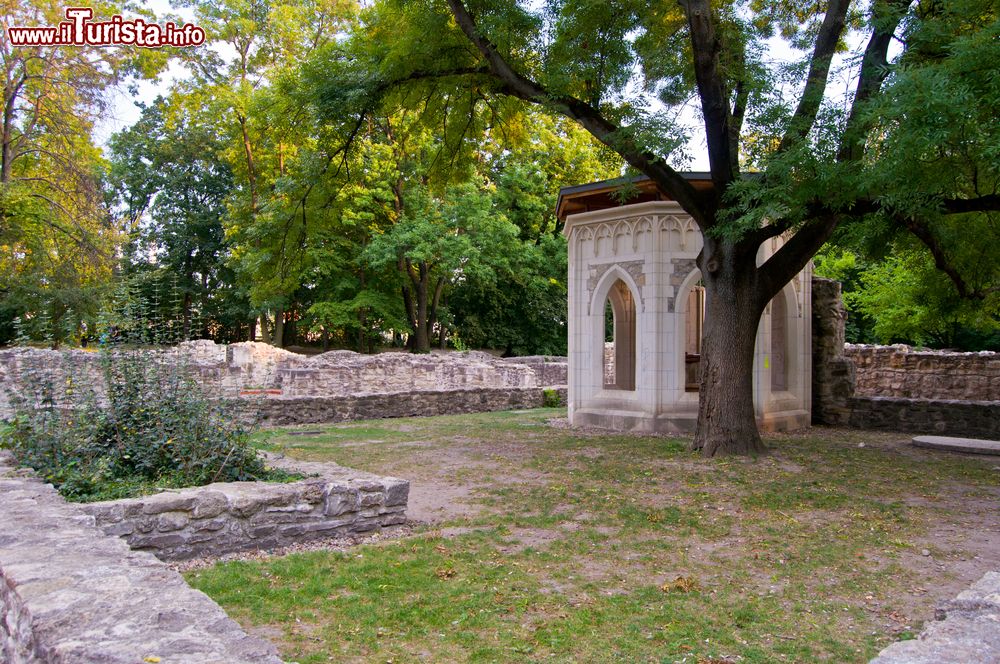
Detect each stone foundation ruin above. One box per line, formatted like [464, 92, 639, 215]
[811, 277, 999, 438]
[81, 454, 409, 561]
[0, 342, 568, 425]
[0, 451, 285, 664]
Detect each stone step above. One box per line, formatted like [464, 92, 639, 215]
[912, 435, 1000, 456]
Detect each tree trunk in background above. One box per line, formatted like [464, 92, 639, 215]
[413, 278, 430, 353]
[259, 314, 271, 344]
[272, 308, 285, 347]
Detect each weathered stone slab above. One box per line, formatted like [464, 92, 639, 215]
[912, 435, 1000, 456]
[871, 572, 1000, 664]
[0, 451, 284, 664]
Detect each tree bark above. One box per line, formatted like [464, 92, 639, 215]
[692, 237, 767, 456]
[259, 313, 272, 344]
[413, 262, 430, 353]
[273, 307, 285, 347]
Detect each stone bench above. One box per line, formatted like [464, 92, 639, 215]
[912, 435, 1000, 456]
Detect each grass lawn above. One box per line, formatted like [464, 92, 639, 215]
[185, 409, 1000, 663]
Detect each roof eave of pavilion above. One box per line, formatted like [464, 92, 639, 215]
[555, 173, 714, 222]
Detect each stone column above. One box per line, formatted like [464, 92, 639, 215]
[811, 277, 855, 425]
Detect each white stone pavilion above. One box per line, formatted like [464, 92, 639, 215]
[558, 175, 812, 433]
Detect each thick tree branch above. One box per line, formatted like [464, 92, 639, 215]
[758, 211, 841, 302]
[902, 216, 984, 300]
[445, 0, 709, 225]
[682, 0, 736, 188]
[778, 0, 851, 153]
[837, 0, 911, 162]
[941, 193, 1000, 215]
[729, 79, 749, 174]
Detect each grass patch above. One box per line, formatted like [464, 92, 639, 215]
[187, 409, 1000, 663]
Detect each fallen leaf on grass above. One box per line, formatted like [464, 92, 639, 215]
[661, 576, 699, 593]
[435, 567, 457, 579]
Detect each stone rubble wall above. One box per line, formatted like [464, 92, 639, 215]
[501, 355, 569, 387]
[0, 451, 284, 664]
[255, 386, 569, 427]
[275, 350, 539, 398]
[0, 341, 568, 418]
[846, 344, 1000, 401]
[80, 455, 409, 561]
[847, 396, 1000, 439]
[811, 278, 856, 425]
[810, 278, 999, 437]
[870, 571, 1000, 664]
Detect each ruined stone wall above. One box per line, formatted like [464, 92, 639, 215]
[255, 386, 569, 426]
[848, 396, 1000, 439]
[502, 355, 569, 386]
[811, 278, 856, 425]
[810, 278, 999, 437]
[0, 342, 567, 419]
[846, 344, 1000, 401]
[0, 451, 284, 663]
[81, 456, 409, 561]
[275, 350, 538, 397]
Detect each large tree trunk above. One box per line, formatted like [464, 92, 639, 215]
[272, 308, 285, 347]
[692, 238, 768, 457]
[259, 314, 272, 344]
[413, 271, 430, 353]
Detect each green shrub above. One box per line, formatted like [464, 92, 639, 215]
[542, 388, 562, 408]
[1, 287, 282, 502]
[1, 343, 281, 502]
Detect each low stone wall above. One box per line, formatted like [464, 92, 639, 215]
[846, 344, 1000, 401]
[848, 396, 1000, 439]
[275, 350, 539, 397]
[871, 571, 1000, 663]
[810, 279, 999, 437]
[80, 456, 409, 561]
[255, 386, 569, 426]
[502, 355, 568, 387]
[0, 451, 284, 663]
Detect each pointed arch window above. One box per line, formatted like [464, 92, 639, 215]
[602, 280, 636, 391]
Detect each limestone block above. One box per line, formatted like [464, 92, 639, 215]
[192, 491, 229, 519]
[324, 489, 359, 517]
[156, 511, 190, 532]
[141, 493, 198, 515]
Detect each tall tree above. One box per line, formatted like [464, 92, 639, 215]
[108, 96, 236, 339]
[174, 0, 358, 345]
[337, 0, 1000, 455]
[1, 0, 165, 343]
